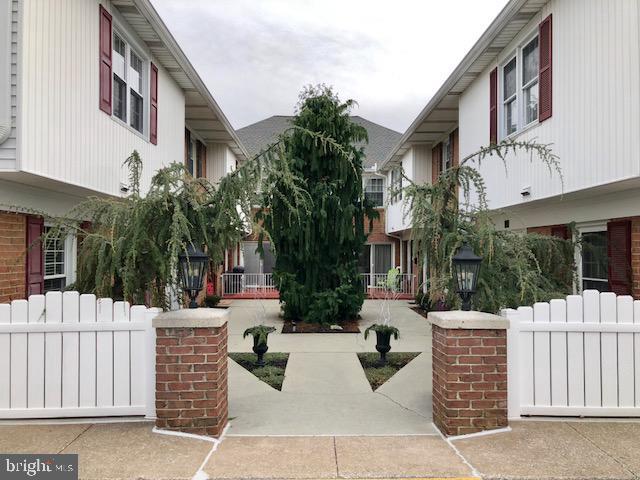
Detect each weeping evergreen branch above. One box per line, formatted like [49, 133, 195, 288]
[403, 138, 575, 313]
[257, 85, 375, 324]
[38, 129, 316, 308]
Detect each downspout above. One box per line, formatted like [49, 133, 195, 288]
[0, 0, 11, 144]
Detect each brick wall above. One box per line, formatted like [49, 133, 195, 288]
[432, 324, 508, 436]
[0, 211, 26, 303]
[366, 208, 401, 266]
[155, 323, 228, 437]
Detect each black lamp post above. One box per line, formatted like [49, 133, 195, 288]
[178, 245, 209, 309]
[452, 242, 482, 311]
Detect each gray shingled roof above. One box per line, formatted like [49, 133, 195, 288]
[236, 115, 402, 169]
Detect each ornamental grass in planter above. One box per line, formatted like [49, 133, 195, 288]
[243, 325, 276, 367]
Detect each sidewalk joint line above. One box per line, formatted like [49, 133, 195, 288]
[432, 422, 482, 479]
[564, 421, 638, 478]
[56, 423, 93, 454]
[333, 436, 340, 478]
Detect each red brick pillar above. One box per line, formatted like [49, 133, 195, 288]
[428, 311, 509, 437]
[152, 309, 228, 437]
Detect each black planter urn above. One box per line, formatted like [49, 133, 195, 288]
[375, 330, 392, 364]
[252, 336, 268, 367]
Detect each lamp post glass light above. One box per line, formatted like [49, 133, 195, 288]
[452, 242, 482, 311]
[178, 245, 209, 309]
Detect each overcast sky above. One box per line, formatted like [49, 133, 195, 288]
[150, 0, 509, 133]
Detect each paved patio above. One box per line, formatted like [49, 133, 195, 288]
[226, 299, 434, 435]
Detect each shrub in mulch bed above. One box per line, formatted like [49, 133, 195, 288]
[357, 352, 420, 391]
[281, 318, 361, 333]
[229, 352, 289, 391]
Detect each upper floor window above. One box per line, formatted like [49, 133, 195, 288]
[112, 32, 146, 134]
[390, 168, 402, 204]
[364, 177, 384, 207]
[501, 35, 539, 138]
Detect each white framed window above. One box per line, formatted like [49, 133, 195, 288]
[187, 134, 197, 176]
[364, 177, 384, 207]
[390, 168, 402, 204]
[442, 137, 453, 172]
[43, 227, 77, 293]
[578, 225, 609, 293]
[522, 36, 539, 126]
[500, 34, 539, 138]
[502, 56, 518, 136]
[112, 31, 147, 135]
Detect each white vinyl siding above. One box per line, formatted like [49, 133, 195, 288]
[459, 0, 640, 210]
[18, 0, 185, 197]
[0, 0, 18, 169]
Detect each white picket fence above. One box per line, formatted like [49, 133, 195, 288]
[504, 290, 640, 418]
[0, 292, 159, 419]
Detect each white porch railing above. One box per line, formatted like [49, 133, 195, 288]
[222, 273, 276, 296]
[361, 273, 417, 296]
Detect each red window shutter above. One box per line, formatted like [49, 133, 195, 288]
[489, 67, 498, 144]
[26, 216, 44, 296]
[431, 144, 442, 183]
[538, 14, 553, 122]
[607, 220, 632, 295]
[98, 5, 112, 115]
[150, 63, 158, 145]
[551, 225, 569, 240]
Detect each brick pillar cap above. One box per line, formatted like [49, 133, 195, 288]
[152, 308, 228, 329]
[428, 310, 509, 330]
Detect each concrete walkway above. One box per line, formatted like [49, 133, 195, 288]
[3, 420, 640, 479]
[226, 299, 435, 436]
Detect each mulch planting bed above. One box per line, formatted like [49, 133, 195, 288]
[357, 352, 421, 390]
[229, 352, 289, 390]
[281, 318, 361, 333]
[410, 306, 428, 319]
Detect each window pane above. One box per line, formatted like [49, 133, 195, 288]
[373, 244, 392, 274]
[114, 34, 126, 56]
[113, 75, 126, 121]
[503, 58, 517, 99]
[359, 244, 371, 275]
[524, 82, 538, 125]
[130, 90, 143, 132]
[582, 231, 608, 282]
[522, 37, 539, 85]
[364, 178, 384, 207]
[44, 277, 66, 293]
[505, 99, 517, 135]
[130, 52, 143, 93]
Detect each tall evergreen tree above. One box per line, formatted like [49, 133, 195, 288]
[259, 86, 373, 324]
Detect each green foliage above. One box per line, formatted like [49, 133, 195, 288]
[258, 85, 375, 324]
[201, 295, 221, 308]
[243, 325, 277, 346]
[363, 323, 400, 340]
[404, 139, 575, 313]
[229, 353, 289, 390]
[357, 352, 420, 390]
[38, 125, 311, 307]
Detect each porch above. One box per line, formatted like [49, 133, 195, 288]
[220, 273, 417, 299]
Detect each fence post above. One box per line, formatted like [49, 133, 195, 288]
[429, 310, 510, 436]
[144, 308, 161, 420]
[152, 308, 228, 437]
[503, 308, 520, 419]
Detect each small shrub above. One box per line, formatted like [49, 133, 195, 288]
[201, 295, 221, 308]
